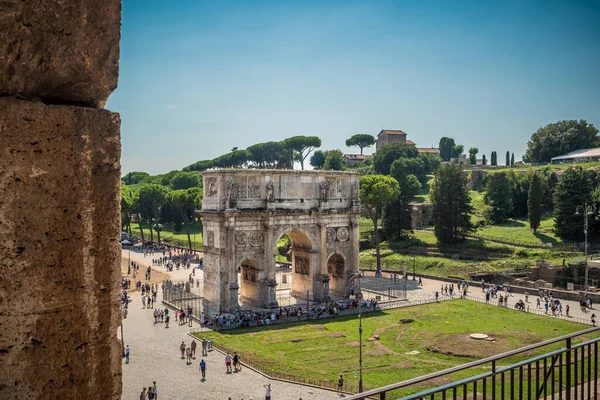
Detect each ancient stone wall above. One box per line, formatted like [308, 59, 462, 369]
[0, 2, 122, 399]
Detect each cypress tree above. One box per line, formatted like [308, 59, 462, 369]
[528, 174, 542, 233]
[506, 151, 510, 166]
[511, 152, 515, 166]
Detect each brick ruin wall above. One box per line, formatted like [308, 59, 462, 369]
[0, 1, 122, 398]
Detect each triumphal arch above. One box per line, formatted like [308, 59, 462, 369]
[200, 169, 360, 315]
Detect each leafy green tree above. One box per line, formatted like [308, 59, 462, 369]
[491, 151, 497, 166]
[451, 144, 464, 159]
[430, 164, 474, 243]
[528, 174, 542, 232]
[553, 167, 593, 240]
[360, 175, 400, 275]
[323, 149, 345, 170]
[284, 136, 322, 170]
[468, 147, 479, 164]
[169, 187, 202, 250]
[373, 143, 419, 175]
[310, 150, 327, 169]
[420, 153, 441, 174]
[508, 172, 530, 218]
[506, 151, 510, 166]
[390, 157, 426, 185]
[383, 170, 421, 239]
[183, 159, 214, 172]
[524, 120, 599, 163]
[170, 171, 201, 190]
[120, 182, 135, 234]
[484, 172, 513, 223]
[213, 149, 249, 168]
[482, 154, 487, 165]
[138, 184, 169, 242]
[511, 153, 515, 166]
[123, 171, 150, 185]
[247, 142, 286, 168]
[438, 137, 455, 161]
[346, 134, 376, 155]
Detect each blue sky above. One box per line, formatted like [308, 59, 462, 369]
[107, 0, 600, 175]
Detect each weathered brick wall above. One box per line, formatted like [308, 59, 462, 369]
[0, 1, 122, 398]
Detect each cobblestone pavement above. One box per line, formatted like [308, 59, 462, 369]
[121, 250, 341, 400]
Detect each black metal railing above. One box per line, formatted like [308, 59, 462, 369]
[345, 326, 600, 400]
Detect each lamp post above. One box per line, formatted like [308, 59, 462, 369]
[576, 203, 595, 296]
[350, 271, 364, 393]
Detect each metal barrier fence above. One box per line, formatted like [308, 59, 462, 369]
[345, 326, 600, 400]
[162, 283, 203, 317]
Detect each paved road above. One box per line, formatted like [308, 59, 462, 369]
[121, 249, 341, 400]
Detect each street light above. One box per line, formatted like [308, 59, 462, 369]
[576, 203, 595, 297]
[350, 271, 364, 393]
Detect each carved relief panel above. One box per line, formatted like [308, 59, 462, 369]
[294, 255, 310, 276]
[206, 178, 217, 197]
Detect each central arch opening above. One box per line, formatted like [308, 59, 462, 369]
[275, 229, 314, 307]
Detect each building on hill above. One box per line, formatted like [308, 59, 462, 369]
[344, 129, 438, 164]
[551, 148, 600, 164]
[343, 153, 372, 167]
[376, 129, 412, 151]
[417, 147, 440, 155]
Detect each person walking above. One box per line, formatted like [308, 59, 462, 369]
[152, 382, 158, 400]
[125, 345, 130, 364]
[225, 352, 232, 373]
[566, 304, 570, 317]
[202, 338, 208, 356]
[233, 352, 241, 372]
[186, 346, 192, 365]
[264, 383, 272, 400]
[191, 340, 197, 359]
[199, 359, 206, 381]
[140, 388, 146, 400]
[180, 341, 186, 359]
[592, 314, 597, 327]
[337, 374, 344, 394]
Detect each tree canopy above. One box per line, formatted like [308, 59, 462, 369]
[438, 137, 455, 161]
[346, 134, 376, 155]
[484, 172, 513, 224]
[430, 163, 474, 243]
[284, 136, 322, 170]
[468, 147, 479, 165]
[310, 150, 327, 169]
[323, 149, 345, 170]
[553, 167, 594, 240]
[524, 120, 599, 163]
[360, 175, 400, 274]
[123, 171, 150, 185]
[373, 143, 419, 175]
[528, 173, 542, 233]
[170, 171, 202, 190]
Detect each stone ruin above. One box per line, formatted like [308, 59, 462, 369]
[0, 1, 122, 398]
[200, 169, 361, 314]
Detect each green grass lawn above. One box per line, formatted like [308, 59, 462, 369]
[130, 222, 204, 249]
[195, 301, 590, 395]
[472, 214, 566, 248]
[412, 174, 435, 203]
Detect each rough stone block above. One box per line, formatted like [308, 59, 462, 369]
[0, 97, 122, 399]
[0, 0, 121, 107]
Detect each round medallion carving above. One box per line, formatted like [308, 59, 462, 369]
[326, 228, 337, 244]
[234, 231, 248, 247]
[337, 227, 349, 242]
[248, 232, 263, 247]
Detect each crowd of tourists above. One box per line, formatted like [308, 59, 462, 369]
[205, 298, 378, 330]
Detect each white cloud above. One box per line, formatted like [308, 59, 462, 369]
[164, 104, 178, 110]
